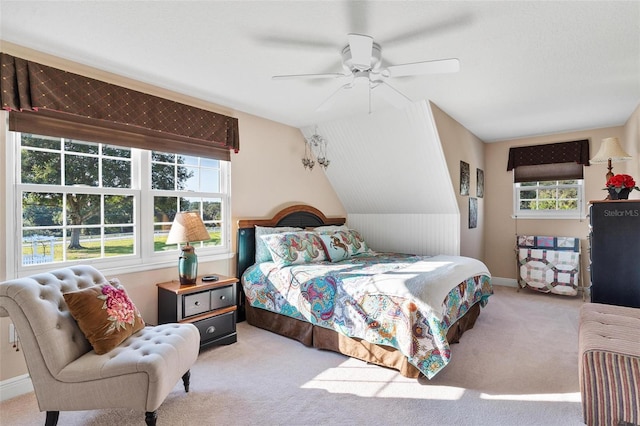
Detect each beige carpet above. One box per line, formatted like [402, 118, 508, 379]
[0, 285, 586, 426]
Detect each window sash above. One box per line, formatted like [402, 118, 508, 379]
[514, 180, 585, 219]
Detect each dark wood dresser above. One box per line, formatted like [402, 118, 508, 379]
[589, 200, 640, 308]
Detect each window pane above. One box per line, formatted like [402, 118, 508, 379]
[22, 231, 62, 265]
[152, 152, 175, 162]
[22, 134, 60, 150]
[102, 145, 131, 158]
[152, 163, 175, 190]
[181, 197, 200, 212]
[179, 155, 198, 166]
[201, 167, 219, 192]
[66, 194, 101, 225]
[154, 196, 178, 222]
[203, 198, 222, 221]
[65, 154, 99, 186]
[21, 150, 61, 185]
[182, 166, 199, 191]
[105, 195, 134, 224]
[103, 158, 132, 188]
[202, 224, 221, 247]
[176, 165, 193, 190]
[65, 139, 99, 154]
[559, 200, 577, 210]
[23, 192, 63, 226]
[66, 228, 101, 260]
[105, 226, 134, 257]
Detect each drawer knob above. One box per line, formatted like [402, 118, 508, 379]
[194, 301, 201, 306]
[219, 295, 226, 300]
[206, 326, 216, 334]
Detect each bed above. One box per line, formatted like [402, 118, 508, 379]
[236, 205, 493, 379]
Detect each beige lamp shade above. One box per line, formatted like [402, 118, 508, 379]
[590, 137, 631, 163]
[165, 212, 210, 244]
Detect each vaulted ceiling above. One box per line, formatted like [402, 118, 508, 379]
[1, 1, 639, 142]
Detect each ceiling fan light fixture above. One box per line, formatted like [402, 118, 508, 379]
[272, 32, 459, 113]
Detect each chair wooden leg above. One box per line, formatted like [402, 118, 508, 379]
[182, 370, 191, 392]
[44, 411, 59, 426]
[145, 411, 157, 426]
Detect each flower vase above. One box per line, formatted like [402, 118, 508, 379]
[608, 187, 631, 200]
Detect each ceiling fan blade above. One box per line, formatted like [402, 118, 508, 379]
[316, 82, 353, 111]
[384, 58, 460, 77]
[272, 72, 347, 80]
[371, 81, 412, 109]
[347, 33, 374, 70]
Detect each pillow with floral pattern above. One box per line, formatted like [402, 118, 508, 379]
[318, 230, 372, 261]
[261, 231, 327, 267]
[64, 278, 145, 355]
[254, 226, 303, 264]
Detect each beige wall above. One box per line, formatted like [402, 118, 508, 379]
[0, 44, 345, 383]
[431, 103, 485, 261]
[484, 125, 636, 282]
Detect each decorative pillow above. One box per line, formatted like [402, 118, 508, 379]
[261, 231, 327, 267]
[63, 278, 145, 355]
[254, 226, 303, 264]
[312, 224, 349, 233]
[318, 230, 372, 261]
[346, 230, 372, 255]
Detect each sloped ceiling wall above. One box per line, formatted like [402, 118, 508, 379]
[301, 100, 461, 256]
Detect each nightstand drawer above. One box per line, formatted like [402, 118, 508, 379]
[196, 311, 235, 344]
[183, 291, 210, 318]
[210, 284, 234, 310]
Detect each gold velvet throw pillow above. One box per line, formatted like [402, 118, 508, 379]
[64, 278, 145, 355]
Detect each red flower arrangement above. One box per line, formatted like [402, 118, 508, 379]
[604, 174, 640, 194]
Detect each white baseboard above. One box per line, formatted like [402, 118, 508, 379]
[491, 277, 518, 288]
[0, 373, 33, 402]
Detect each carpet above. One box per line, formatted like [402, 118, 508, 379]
[0, 285, 586, 425]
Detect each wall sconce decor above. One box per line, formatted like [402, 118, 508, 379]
[165, 211, 211, 285]
[302, 128, 330, 170]
[590, 137, 632, 183]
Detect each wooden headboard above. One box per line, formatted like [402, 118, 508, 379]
[236, 204, 346, 281]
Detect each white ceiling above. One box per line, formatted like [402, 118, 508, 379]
[1, 1, 639, 142]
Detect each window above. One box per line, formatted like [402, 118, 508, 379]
[508, 140, 590, 219]
[9, 131, 231, 275]
[514, 179, 584, 219]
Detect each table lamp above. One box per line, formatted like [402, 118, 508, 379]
[165, 212, 211, 285]
[590, 137, 632, 184]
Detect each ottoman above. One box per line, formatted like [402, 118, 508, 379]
[579, 303, 640, 426]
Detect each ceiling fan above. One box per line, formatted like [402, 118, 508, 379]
[272, 33, 460, 112]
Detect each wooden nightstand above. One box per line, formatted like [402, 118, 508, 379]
[157, 275, 238, 348]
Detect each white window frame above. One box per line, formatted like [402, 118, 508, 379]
[4, 126, 232, 278]
[513, 179, 586, 220]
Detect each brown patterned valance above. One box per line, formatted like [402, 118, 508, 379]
[1, 53, 239, 159]
[507, 140, 590, 171]
[507, 139, 590, 183]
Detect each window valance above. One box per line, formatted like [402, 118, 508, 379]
[1, 53, 239, 160]
[507, 139, 590, 182]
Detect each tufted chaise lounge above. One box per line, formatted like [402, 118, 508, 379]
[579, 303, 640, 426]
[0, 265, 200, 426]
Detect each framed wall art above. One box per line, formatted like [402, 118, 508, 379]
[477, 168, 484, 198]
[469, 197, 478, 229]
[460, 161, 470, 196]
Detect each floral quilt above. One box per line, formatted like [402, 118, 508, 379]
[242, 253, 492, 379]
